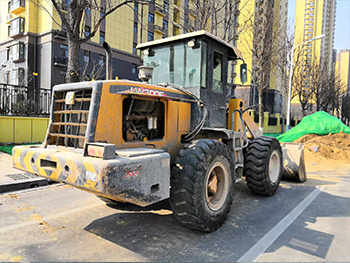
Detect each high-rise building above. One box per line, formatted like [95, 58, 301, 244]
[0, 0, 191, 90]
[294, 0, 336, 71]
[291, 0, 337, 116]
[233, 0, 287, 114]
[336, 49, 350, 93]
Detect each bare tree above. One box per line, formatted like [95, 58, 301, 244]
[32, 0, 148, 83]
[240, 3, 283, 128]
[179, 0, 252, 44]
[81, 55, 106, 81]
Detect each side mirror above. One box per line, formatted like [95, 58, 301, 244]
[240, 63, 247, 84]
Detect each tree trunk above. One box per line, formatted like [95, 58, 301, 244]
[66, 36, 81, 83]
[301, 106, 306, 117]
[258, 88, 263, 130]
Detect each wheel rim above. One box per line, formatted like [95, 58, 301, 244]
[269, 150, 280, 183]
[205, 161, 229, 212]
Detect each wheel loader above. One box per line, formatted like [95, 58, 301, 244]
[12, 31, 305, 232]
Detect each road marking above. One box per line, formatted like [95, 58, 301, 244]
[237, 187, 323, 262]
[0, 202, 103, 234]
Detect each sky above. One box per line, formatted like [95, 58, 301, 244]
[288, 0, 350, 51]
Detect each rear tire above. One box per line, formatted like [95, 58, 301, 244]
[244, 136, 282, 196]
[170, 139, 235, 232]
[96, 195, 127, 207]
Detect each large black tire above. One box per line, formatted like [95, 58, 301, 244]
[244, 136, 282, 196]
[96, 195, 128, 207]
[170, 139, 235, 232]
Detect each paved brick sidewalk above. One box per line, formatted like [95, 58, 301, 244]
[0, 152, 50, 193]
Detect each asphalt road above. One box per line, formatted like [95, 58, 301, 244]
[1, 164, 350, 262]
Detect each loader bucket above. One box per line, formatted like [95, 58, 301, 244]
[281, 143, 307, 182]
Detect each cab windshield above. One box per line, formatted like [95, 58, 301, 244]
[144, 41, 203, 88]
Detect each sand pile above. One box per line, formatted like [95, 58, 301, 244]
[294, 132, 350, 162]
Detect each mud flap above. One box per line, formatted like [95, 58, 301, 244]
[281, 143, 307, 183]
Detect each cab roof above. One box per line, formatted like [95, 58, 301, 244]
[136, 30, 243, 61]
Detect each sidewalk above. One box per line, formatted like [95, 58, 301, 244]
[0, 151, 51, 193]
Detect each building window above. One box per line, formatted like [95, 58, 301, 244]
[212, 51, 223, 94]
[134, 22, 138, 33]
[9, 17, 25, 37]
[99, 54, 105, 66]
[85, 7, 91, 14]
[148, 13, 154, 23]
[163, 20, 168, 30]
[9, 42, 25, 62]
[84, 25, 91, 36]
[9, 67, 25, 85]
[99, 31, 105, 43]
[133, 42, 137, 54]
[148, 32, 154, 41]
[9, 0, 25, 12]
[134, 3, 138, 12]
[100, 6, 105, 18]
[132, 64, 137, 74]
[60, 44, 68, 57]
[84, 50, 90, 63]
[164, 2, 169, 13]
[307, 18, 314, 21]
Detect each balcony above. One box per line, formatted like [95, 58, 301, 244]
[6, 14, 13, 24]
[60, 2, 69, 14]
[54, 56, 68, 66]
[154, 25, 164, 34]
[155, 5, 165, 16]
[172, 21, 181, 28]
[9, 0, 25, 14]
[8, 42, 25, 63]
[9, 17, 25, 38]
[189, 5, 197, 17]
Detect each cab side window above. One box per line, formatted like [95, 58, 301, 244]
[212, 51, 223, 93]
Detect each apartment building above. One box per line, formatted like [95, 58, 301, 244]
[0, 0, 196, 90]
[336, 49, 350, 93]
[233, 0, 287, 114]
[291, 0, 337, 116]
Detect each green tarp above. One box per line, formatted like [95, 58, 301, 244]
[0, 143, 39, 155]
[277, 111, 350, 143]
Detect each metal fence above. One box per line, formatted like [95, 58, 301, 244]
[0, 84, 51, 116]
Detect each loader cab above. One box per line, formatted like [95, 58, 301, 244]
[137, 30, 244, 128]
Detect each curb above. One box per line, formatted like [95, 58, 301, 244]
[0, 178, 55, 194]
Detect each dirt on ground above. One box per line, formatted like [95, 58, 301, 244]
[294, 132, 350, 164]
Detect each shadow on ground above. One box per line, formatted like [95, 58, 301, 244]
[83, 175, 350, 261]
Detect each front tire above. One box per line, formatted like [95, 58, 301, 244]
[244, 136, 282, 196]
[170, 139, 235, 232]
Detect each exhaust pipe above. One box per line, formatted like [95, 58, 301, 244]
[103, 42, 113, 80]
